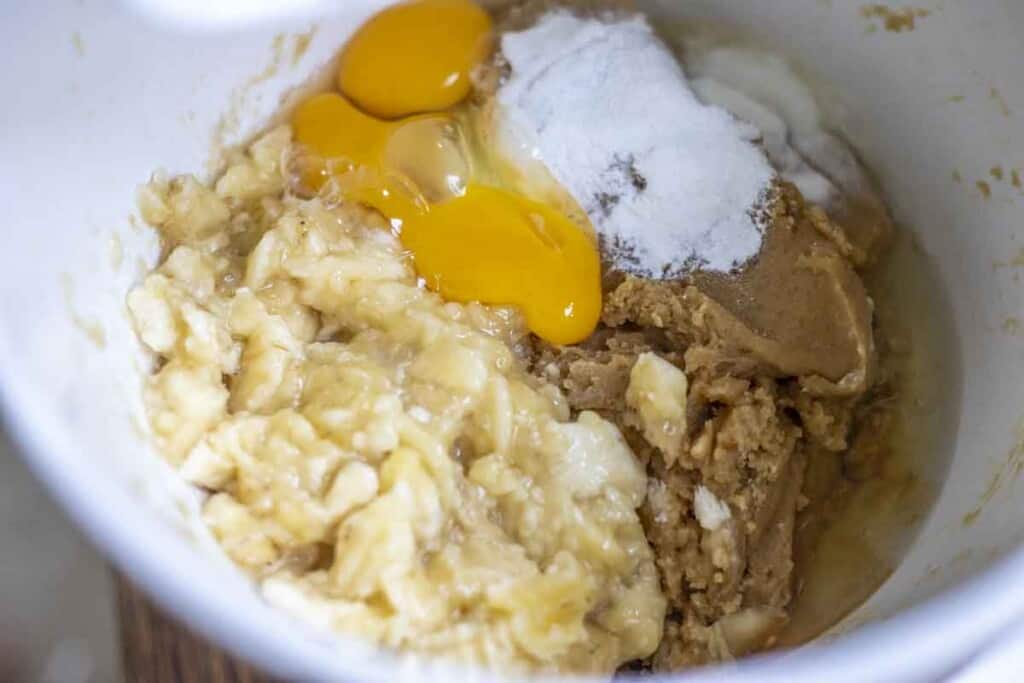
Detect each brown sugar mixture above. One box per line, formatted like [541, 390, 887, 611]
[528, 182, 900, 669]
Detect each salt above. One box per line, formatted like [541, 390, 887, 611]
[497, 12, 775, 277]
[684, 43, 884, 219]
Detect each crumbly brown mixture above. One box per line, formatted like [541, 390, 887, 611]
[529, 182, 895, 669]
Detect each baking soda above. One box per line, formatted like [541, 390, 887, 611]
[497, 12, 775, 277]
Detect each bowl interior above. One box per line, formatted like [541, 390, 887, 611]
[2, 0, 1023, 680]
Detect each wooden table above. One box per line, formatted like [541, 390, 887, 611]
[116, 578, 275, 683]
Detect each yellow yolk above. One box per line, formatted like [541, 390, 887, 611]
[338, 0, 494, 119]
[292, 93, 466, 212]
[291, 92, 385, 172]
[291, 95, 601, 345]
[401, 185, 602, 345]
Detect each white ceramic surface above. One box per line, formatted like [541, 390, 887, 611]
[1, 1, 1023, 681]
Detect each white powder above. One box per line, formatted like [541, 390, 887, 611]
[497, 12, 775, 277]
[690, 76, 836, 207]
[684, 44, 883, 217]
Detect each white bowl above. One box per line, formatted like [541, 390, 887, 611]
[1, 1, 1022, 680]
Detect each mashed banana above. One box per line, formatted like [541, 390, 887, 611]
[127, 127, 665, 673]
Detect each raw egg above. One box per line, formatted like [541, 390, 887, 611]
[293, 9, 601, 346]
[338, 0, 494, 119]
[401, 185, 602, 345]
[291, 92, 466, 215]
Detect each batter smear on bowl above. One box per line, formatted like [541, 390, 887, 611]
[128, 0, 908, 675]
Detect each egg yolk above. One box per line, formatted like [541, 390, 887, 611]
[292, 92, 467, 214]
[402, 185, 602, 345]
[338, 0, 494, 119]
[292, 93, 601, 345]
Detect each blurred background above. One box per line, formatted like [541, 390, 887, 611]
[0, 435, 120, 683]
